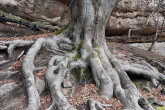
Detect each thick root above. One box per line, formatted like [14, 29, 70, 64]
[86, 43, 156, 110]
[122, 60, 165, 87]
[21, 33, 73, 110]
[45, 56, 76, 110]
[90, 51, 113, 99]
[0, 40, 34, 58]
[88, 98, 112, 110]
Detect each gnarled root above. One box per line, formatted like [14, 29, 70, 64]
[7, 32, 163, 110]
[86, 43, 156, 110]
[21, 33, 73, 110]
[88, 98, 112, 110]
[122, 60, 165, 87]
[3, 34, 163, 110]
[45, 56, 75, 110]
[0, 40, 34, 58]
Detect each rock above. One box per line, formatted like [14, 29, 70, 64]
[35, 78, 45, 94]
[160, 88, 165, 95]
[1, 103, 17, 110]
[0, 82, 18, 101]
[117, 53, 126, 57]
[129, 42, 165, 56]
[62, 81, 72, 88]
[160, 101, 165, 107]
[1, 0, 164, 38]
[148, 96, 157, 105]
[138, 97, 150, 109]
[142, 87, 151, 93]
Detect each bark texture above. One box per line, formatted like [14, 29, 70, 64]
[1, 0, 165, 110]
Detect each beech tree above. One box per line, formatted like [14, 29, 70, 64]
[1, 0, 165, 110]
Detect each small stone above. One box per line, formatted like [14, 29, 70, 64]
[117, 53, 126, 57]
[142, 87, 151, 93]
[112, 50, 118, 54]
[92, 90, 97, 94]
[160, 88, 165, 95]
[148, 96, 157, 104]
[63, 81, 72, 88]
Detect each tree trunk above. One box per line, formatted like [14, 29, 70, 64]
[1, 0, 165, 110]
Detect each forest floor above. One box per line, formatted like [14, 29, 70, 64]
[0, 22, 165, 110]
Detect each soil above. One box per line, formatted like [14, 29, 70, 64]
[0, 22, 44, 37]
[0, 22, 165, 110]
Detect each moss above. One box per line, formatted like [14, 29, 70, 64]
[93, 52, 99, 58]
[134, 83, 141, 88]
[151, 57, 157, 61]
[73, 53, 81, 61]
[158, 106, 165, 110]
[144, 56, 151, 62]
[134, 82, 149, 88]
[145, 56, 158, 62]
[77, 42, 83, 50]
[33, 21, 50, 26]
[54, 24, 68, 35]
[74, 68, 84, 80]
[96, 46, 101, 53]
[67, 89, 71, 95]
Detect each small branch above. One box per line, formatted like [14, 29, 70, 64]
[127, 0, 163, 43]
[16, 50, 24, 60]
[70, 86, 75, 97]
[148, 18, 164, 51]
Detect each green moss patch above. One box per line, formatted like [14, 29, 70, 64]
[54, 25, 68, 35]
[158, 106, 165, 110]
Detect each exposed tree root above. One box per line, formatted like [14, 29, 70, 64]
[1, 29, 164, 110]
[20, 33, 73, 110]
[0, 40, 34, 58]
[45, 56, 76, 110]
[0, 66, 19, 80]
[123, 60, 165, 87]
[88, 98, 112, 110]
[1, 0, 165, 110]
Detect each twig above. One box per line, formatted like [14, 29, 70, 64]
[148, 18, 165, 51]
[16, 50, 24, 60]
[127, 0, 163, 43]
[71, 86, 75, 97]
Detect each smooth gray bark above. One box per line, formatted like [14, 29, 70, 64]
[1, 0, 165, 110]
